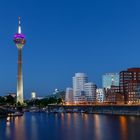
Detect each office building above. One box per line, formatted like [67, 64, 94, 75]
[84, 82, 97, 103]
[120, 68, 140, 103]
[103, 73, 119, 89]
[73, 73, 88, 103]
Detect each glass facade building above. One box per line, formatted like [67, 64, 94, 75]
[102, 73, 119, 89]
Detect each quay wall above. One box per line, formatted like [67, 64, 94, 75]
[48, 105, 140, 116]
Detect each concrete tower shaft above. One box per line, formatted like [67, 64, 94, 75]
[17, 48, 23, 103]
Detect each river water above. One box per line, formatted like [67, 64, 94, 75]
[0, 112, 140, 140]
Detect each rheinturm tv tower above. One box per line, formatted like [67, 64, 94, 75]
[14, 17, 26, 104]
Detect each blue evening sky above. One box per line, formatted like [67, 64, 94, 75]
[0, 0, 140, 98]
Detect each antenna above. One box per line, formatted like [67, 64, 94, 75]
[18, 16, 21, 34]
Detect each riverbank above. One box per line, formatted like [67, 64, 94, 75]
[48, 104, 140, 116]
[1, 104, 140, 117]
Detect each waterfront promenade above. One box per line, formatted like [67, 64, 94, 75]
[1, 104, 140, 117]
[48, 104, 140, 115]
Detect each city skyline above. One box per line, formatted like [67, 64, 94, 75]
[1, 1, 140, 140]
[0, 0, 140, 98]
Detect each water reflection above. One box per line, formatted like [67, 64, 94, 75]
[129, 116, 135, 122]
[82, 114, 89, 140]
[13, 116, 25, 140]
[1, 113, 140, 140]
[61, 113, 65, 128]
[94, 114, 102, 140]
[119, 116, 128, 140]
[6, 117, 11, 139]
[67, 113, 71, 129]
[31, 115, 38, 140]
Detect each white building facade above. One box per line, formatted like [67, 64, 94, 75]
[73, 73, 88, 103]
[84, 82, 97, 103]
[96, 88, 105, 103]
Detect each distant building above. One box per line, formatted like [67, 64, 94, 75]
[53, 89, 59, 95]
[103, 73, 119, 89]
[73, 73, 88, 103]
[7, 93, 16, 98]
[31, 92, 36, 99]
[36, 97, 44, 100]
[84, 82, 97, 103]
[96, 88, 105, 103]
[65, 88, 73, 104]
[120, 68, 140, 104]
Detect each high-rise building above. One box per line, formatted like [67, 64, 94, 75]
[120, 68, 140, 104]
[73, 73, 88, 103]
[65, 88, 73, 104]
[103, 73, 119, 89]
[96, 88, 105, 103]
[72, 73, 97, 104]
[84, 82, 97, 103]
[13, 17, 26, 104]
